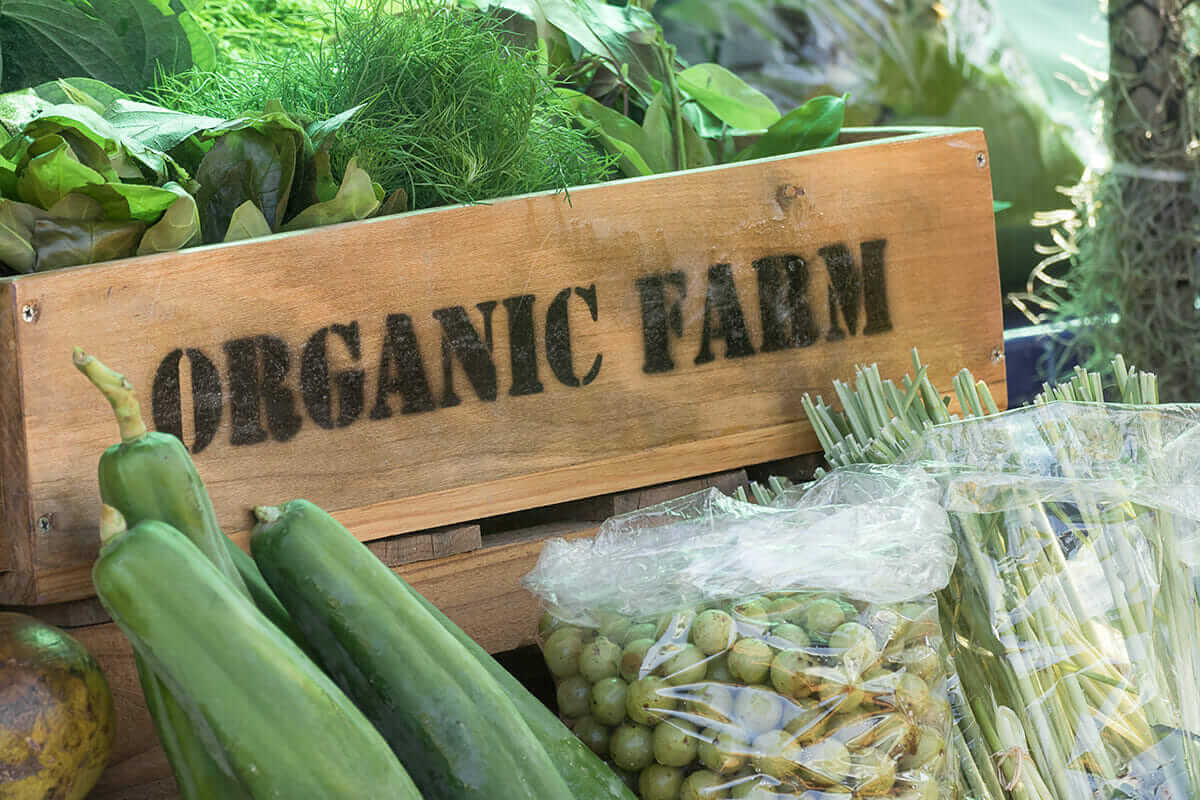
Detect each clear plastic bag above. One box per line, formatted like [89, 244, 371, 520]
[907, 402, 1200, 799]
[522, 466, 963, 799]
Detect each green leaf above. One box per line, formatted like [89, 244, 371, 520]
[31, 217, 145, 270]
[0, 89, 51, 134]
[103, 99, 225, 155]
[194, 117, 302, 241]
[282, 158, 382, 232]
[75, 182, 179, 223]
[676, 63, 780, 131]
[313, 152, 338, 203]
[734, 95, 846, 163]
[640, 90, 674, 173]
[0, 198, 44, 272]
[556, 88, 653, 177]
[17, 137, 106, 209]
[306, 104, 366, 153]
[681, 117, 715, 169]
[0, 0, 134, 91]
[140, 0, 216, 71]
[45, 193, 104, 221]
[137, 181, 199, 254]
[521, 0, 667, 104]
[223, 201, 272, 243]
[32, 78, 130, 112]
[25, 103, 166, 179]
[0, 0, 206, 94]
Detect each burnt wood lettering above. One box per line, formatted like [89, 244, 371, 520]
[146, 237, 895, 451]
[694, 263, 755, 365]
[151, 348, 222, 453]
[819, 240, 891, 341]
[301, 323, 365, 430]
[224, 338, 268, 446]
[754, 255, 819, 352]
[224, 336, 302, 445]
[371, 314, 436, 419]
[502, 295, 544, 397]
[635, 271, 688, 374]
[432, 305, 499, 408]
[546, 285, 603, 388]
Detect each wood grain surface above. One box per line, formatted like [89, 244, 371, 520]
[0, 128, 1005, 603]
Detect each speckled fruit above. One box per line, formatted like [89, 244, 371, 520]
[0, 613, 115, 800]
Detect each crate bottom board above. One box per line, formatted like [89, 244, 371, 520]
[80, 521, 595, 799]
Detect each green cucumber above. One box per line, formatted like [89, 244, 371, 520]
[94, 510, 421, 800]
[134, 655, 250, 799]
[399, 583, 635, 799]
[76, 349, 254, 799]
[222, 536, 314, 657]
[251, 499, 575, 800]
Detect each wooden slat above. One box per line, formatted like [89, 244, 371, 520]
[1, 128, 1005, 604]
[610, 469, 748, 517]
[0, 282, 33, 599]
[365, 522, 481, 567]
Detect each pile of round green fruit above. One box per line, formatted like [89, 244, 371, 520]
[538, 592, 956, 799]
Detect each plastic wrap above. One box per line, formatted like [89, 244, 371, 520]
[522, 466, 963, 799]
[904, 402, 1200, 799]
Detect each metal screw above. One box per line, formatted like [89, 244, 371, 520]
[990, 347, 1005, 364]
[37, 514, 52, 533]
[21, 302, 39, 323]
[976, 152, 988, 169]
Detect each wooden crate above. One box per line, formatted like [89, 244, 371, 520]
[0, 126, 1006, 606]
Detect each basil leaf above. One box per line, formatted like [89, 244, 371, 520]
[676, 63, 780, 131]
[734, 94, 846, 162]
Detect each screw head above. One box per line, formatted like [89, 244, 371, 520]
[21, 302, 39, 323]
[976, 152, 988, 169]
[990, 347, 1005, 364]
[37, 514, 52, 533]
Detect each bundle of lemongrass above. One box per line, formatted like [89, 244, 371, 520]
[750, 353, 1200, 800]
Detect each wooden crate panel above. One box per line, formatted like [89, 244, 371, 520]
[0, 128, 1005, 604]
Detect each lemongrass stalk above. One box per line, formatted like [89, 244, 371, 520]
[956, 513, 1077, 799]
[994, 705, 1060, 800]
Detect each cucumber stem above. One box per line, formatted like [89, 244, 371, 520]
[100, 504, 128, 544]
[254, 505, 283, 525]
[73, 347, 148, 442]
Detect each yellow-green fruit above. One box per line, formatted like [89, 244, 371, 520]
[0, 613, 115, 800]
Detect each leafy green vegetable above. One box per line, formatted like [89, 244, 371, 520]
[733, 94, 846, 162]
[555, 88, 654, 177]
[137, 182, 200, 254]
[194, 127, 292, 242]
[675, 63, 779, 131]
[0, 77, 385, 272]
[223, 200, 272, 243]
[148, 1, 613, 210]
[0, 0, 213, 94]
[75, 182, 180, 223]
[32, 217, 146, 270]
[481, 1, 845, 175]
[104, 100, 226, 154]
[17, 138, 106, 208]
[0, 199, 42, 272]
[281, 158, 382, 232]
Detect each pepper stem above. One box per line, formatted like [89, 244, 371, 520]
[73, 347, 147, 442]
[100, 504, 128, 544]
[253, 505, 284, 525]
